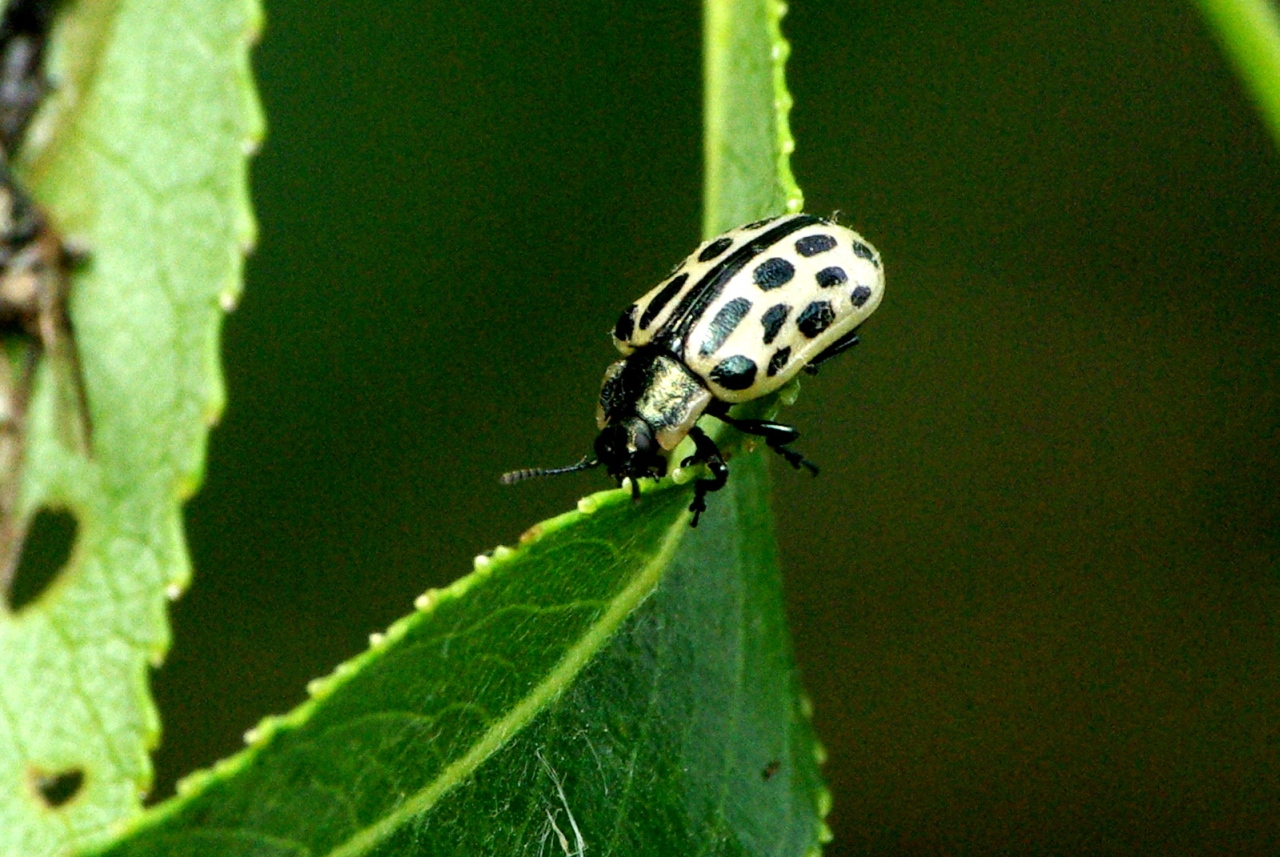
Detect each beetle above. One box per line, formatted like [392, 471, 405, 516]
[502, 213, 885, 526]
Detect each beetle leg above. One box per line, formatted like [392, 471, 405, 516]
[715, 414, 819, 476]
[802, 329, 860, 375]
[682, 425, 728, 527]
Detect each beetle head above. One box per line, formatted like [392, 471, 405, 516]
[594, 418, 667, 493]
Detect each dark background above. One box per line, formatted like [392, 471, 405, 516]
[153, 0, 1279, 853]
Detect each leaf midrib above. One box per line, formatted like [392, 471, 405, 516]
[322, 513, 689, 857]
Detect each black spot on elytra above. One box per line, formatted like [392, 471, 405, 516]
[796, 301, 835, 338]
[639, 273, 688, 329]
[816, 266, 847, 288]
[795, 234, 836, 257]
[654, 216, 822, 349]
[699, 297, 752, 357]
[710, 355, 757, 390]
[613, 304, 636, 341]
[697, 236, 734, 262]
[767, 346, 791, 377]
[851, 285, 873, 307]
[761, 303, 789, 345]
[852, 241, 876, 265]
[742, 216, 777, 230]
[753, 257, 795, 291]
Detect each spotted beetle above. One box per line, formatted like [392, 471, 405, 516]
[502, 213, 885, 526]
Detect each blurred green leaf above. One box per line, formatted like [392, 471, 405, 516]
[0, 0, 261, 855]
[1191, 0, 1280, 149]
[77, 0, 827, 854]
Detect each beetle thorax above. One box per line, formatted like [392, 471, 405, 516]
[596, 348, 712, 457]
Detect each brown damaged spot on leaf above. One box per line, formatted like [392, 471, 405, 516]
[27, 765, 85, 810]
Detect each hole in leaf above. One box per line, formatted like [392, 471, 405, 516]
[29, 767, 84, 808]
[7, 508, 77, 611]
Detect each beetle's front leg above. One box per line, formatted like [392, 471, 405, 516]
[682, 425, 727, 527]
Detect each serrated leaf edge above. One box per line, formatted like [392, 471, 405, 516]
[767, 0, 804, 216]
[92, 0, 823, 847]
[0, 0, 266, 850]
[93, 486, 689, 854]
[763, 4, 830, 849]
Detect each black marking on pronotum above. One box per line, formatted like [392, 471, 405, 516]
[656, 214, 822, 350]
[638, 272, 688, 329]
[796, 300, 836, 339]
[697, 236, 734, 262]
[795, 234, 836, 257]
[767, 346, 791, 377]
[760, 303, 789, 345]
[597, 349, 655, 416]
[742, 216, 777, 230]
[698, 296, 752, 357]
[851, 285, 873, 307]
[709, 354, 757, 390]
[613, 304, 636, 341]
[752, 257, 795, 291]
[816, 266, 847, 288]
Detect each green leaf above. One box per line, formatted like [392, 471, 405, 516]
[1190, 0, 1280, 149]
[89, 474, 825, 857]
[0, 0, 262, 855]
[704, 0, 805, 233]
[75, 0, 828, 854]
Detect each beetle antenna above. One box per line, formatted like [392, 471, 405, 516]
[500, 456, 599, 485]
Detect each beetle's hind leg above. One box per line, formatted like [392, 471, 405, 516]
[715, 414, 820, 476]
[802, 329, 860, 375]
[682, 425, 727, 527]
